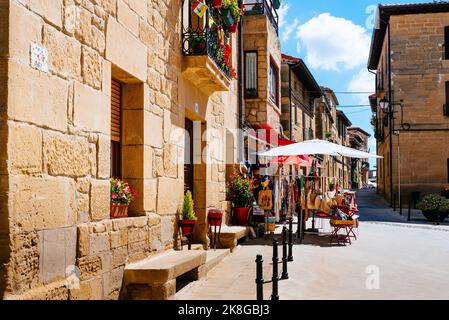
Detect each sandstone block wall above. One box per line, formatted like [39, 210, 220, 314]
[243, 15, 281, 130]
[376, 13, 449, 202]
[1, 0, 238, 299]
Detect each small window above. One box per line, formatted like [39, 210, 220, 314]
[445, 81, 449, 116]
[447, 158, 449, 183]
[269, 59, 279, 106]
[245, 52, 258, 97]
[445, 26, 449, 60]
[111, 79, 122, 178]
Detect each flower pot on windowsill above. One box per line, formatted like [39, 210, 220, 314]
[110, 203, 129, 219]
[179, 219, 197, 236]
[213, 0, 223, 8]
[234, 207, 251, 226]
[221, 9, 235, 27]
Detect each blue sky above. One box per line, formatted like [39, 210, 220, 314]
[278, 0, 425, 166]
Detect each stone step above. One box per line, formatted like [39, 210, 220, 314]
[204, 249, 230, 273]
[216, 225, 250, 252]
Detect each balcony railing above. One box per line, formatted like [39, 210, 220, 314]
[182, 0, 231, 79]
[243, 0, 279, 34]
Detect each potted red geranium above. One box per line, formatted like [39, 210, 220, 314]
[110, 178, 136, 219]
[226, 172, 254, 225]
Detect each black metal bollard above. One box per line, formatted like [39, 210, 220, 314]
[281, 227, 289, 280]
[271, 238, 279, 301]
[288, 218, 293, 262]
[255, 255, 264, 301]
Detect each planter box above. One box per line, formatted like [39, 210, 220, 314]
[111, 203, 129, 219]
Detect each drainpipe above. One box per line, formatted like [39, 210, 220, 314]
[238, 0, 244, 162]
[387, 22, 394, 207]
[368, 67, 379, 194]
[288, 64, 293, 140]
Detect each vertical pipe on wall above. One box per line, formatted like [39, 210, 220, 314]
[238, 0, 245, 162]
[387, 22, 394, 207]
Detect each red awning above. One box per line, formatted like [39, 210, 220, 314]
[250, 123, 295, 146]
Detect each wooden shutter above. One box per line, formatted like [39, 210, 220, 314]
[111, 79, 122, 142]
[111, 79, 122, 178]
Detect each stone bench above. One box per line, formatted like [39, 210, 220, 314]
[218, 226, 249, 252]
[123, 250, 207, 300]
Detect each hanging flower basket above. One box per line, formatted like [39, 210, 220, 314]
[213, 0, 223, 8]
[110, 203, 129, 219]
[228, 21, 238, 33]
[221, 8, 235, 27]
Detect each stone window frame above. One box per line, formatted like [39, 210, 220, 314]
[269, 56, 280, 108]
[244, 51, 258, 98]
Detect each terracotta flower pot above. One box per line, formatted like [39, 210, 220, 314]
[110, 203, 129, 219]
[179, 220, 196, 236]
[234, 207, 251, 226]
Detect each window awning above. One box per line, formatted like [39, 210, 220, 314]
[249, 123, 295, 147]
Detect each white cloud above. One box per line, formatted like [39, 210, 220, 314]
[277, 3, 290, 29]
[348, 68, 375, 105]
[296, 13, 371, 71]
[281, 18, 300, 42]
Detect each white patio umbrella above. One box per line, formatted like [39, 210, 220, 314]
[258, 139, 382, 159]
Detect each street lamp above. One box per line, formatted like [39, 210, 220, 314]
[379, 97, 390, 111]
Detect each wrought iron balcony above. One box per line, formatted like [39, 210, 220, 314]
[243, 0, 279, 34]
[182, 0, 231, 80]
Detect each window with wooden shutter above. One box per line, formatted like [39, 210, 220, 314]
[445, 26, 449, 60]
[111, 79, 122, 178]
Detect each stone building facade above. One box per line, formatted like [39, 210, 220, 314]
[280, 54, 321, 143]
[348, 127, 370, 189]
[0, 0, 239, 300]
[368, 3, 449, 203]
[242, 2, 281, 130]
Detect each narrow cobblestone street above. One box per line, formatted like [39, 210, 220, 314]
[175, 190, 449, 300]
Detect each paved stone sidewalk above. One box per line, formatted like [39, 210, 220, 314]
[175, 190, 449, 300]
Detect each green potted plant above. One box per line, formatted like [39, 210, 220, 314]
[190, 33, 206, 53]
[110, 178, 136, 219]
[226, 172, 254, 225]
[417, 194, 448, 223]
[273, 0, 281, 10]
[179, 191, 198, 236]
